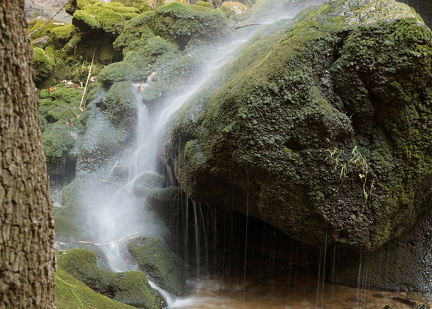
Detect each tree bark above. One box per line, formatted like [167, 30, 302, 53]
[0, 1, 56, 308]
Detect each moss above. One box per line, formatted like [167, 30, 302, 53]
[195, 1, 213, 8]
[57, 248, 163, 308]
[33, 47, 56, 87]
[48, 24, 77, 41]
[153, 2, 230, 49]
[113, 11, 156, 50]
[112, 271, 164, 308]
[105, 81, 137, 129]
[127, 236, 186, 296]
[73, 9, 102, 29]
[43, 122, 77, 159]
[132, 173, 167, 197]
[54, 178, 87, 241]
[99, 61, 145, 83]
[145, 187, 179, 227]
[55, 267, 135, 309]
[167, 0, 432, 252]
[57, 248, 115, 294]
[72, 2, 138, 34]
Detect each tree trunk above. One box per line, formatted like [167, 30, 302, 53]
[0, 1, 56, 308]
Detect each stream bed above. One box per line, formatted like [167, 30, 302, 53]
[169, 272, 432, 309]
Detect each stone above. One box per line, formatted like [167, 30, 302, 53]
[165, 0, 432, 254]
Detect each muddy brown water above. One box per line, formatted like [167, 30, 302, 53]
[168, 270, 432, 309]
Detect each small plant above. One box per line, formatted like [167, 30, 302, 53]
[325, 146, 347, 178]
[325, 144, 375, 208]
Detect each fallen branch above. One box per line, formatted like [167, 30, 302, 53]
[79, 49, 96, 111]
[100, 179, 136, 199]
[78, 232, 139, 246]
[106, 160, 119, 180]
[235, 23, 262, 30]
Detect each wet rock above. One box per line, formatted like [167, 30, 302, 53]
[57, 248, 163, 308]
[127, 236, 186, 296]
[329, 208, 432, 291]
[55, 266, 134, 309]
[145, 186, 179, 226]
[132, 173, 167, 197]
[164, 0, 432, 273]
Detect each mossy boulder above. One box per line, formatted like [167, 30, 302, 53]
[33, 47, 56, 87]
[329, 207, 432, 292]
[54, 177, 88, 243]
[152, 2, 231, 49]
[220, 2, 249, 21]
[71, 1, 138, 35]
[145, 186, 179, 226]
[105, 82, 138, 129]
[127, 236, 186, 296]
[57, 248, 163, 308]
[165, 0, 432, 259]
[112, 271, 165, 308]
[76, 94, 134, 172]
[132, 173, 167, 197]
[39, 84, 88, 184]
[55, 266, 135, 309]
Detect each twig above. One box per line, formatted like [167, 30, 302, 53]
[99, 179, 136, 199]
[106, 160, 119, 180]
[235, 23, 262, 30]
[78, 233, 138, 246]
[79, 49, 96, 111]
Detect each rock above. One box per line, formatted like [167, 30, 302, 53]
[33, 47, 56, 87]
[127, 236, 186, 296]
[132, 173, 167, 197]
[57, 248, 163, 308]
[397, 0, 432, 28]
[76, 97, 133, 173]
[145, 186, 179, 226]
[152, 2, 231, 50]
[165, 0, 432, 255]
[329, 207, 432, 291]
[55, 266, 134, 309]
[221, 2, 248, 18]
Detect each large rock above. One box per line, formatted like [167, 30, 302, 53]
[57, 248, 164, 308]
[165, 0, 432, 255]
[127, 236, 186, 296]
[329, 208, 432, 291]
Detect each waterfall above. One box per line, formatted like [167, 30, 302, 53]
[69, 0, 335, 306]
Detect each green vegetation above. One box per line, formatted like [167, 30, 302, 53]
[57, 248, 163, 308]
[55, 267, 135, 309]
[127, 237, 186, 296]
[168, 0, 432, 252]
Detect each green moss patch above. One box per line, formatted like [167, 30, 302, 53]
[127, 236, 186, 296]
[55, 267, 135, 309]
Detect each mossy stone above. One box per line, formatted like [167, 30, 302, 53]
[132, 173, 167, 197]
[145, 187, 179, 230]
[55, 266, 135, 309]
[33, 47, 55, 87]
[57, 248, 163, 308]
[105, 81, 138, 129]
[127, 236, 186, 296]
[112, 271, 164, 308]
[166, 0, 432, 253]
[153, 2, 231, 49]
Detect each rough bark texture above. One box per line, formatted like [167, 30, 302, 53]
[0, 0, 56, 308]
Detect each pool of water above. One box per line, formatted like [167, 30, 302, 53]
[168, 270, 432, 309]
